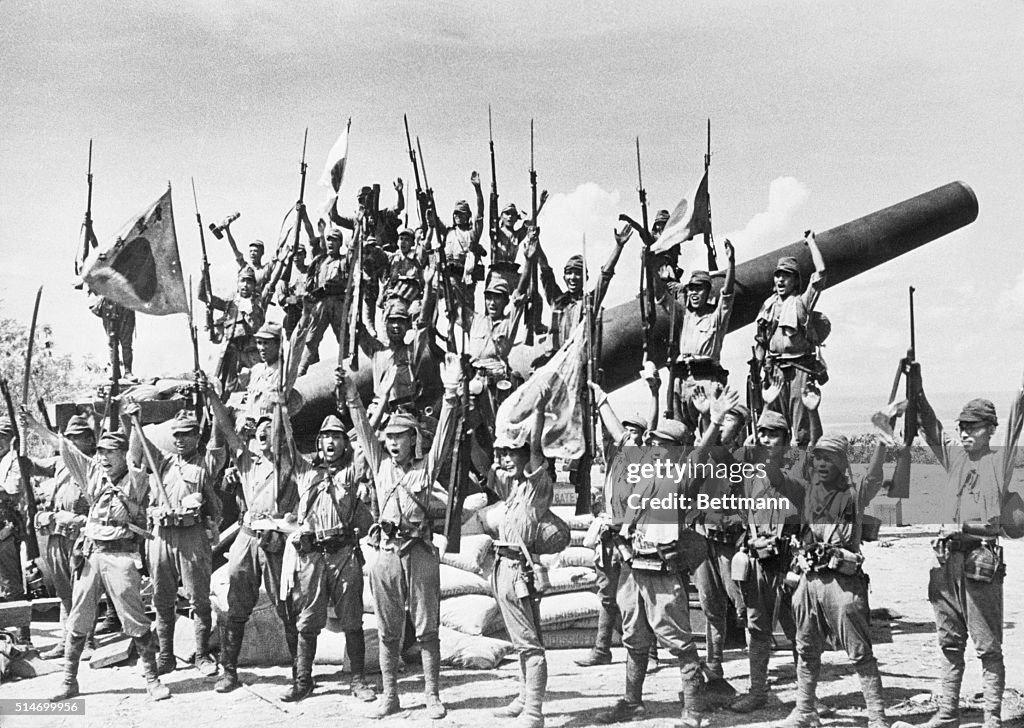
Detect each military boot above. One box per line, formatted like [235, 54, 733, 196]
[516, 652, 547, 728]
[284, 626, 298, 683]
[346, 629, 376, 702]
[281, 631, 316, 702]
[136, 631, 172, 701]
[193, 616, 217, 677]
[154, 615, 176, 675]
[596, 650, 648, 723]
[214, 621, 244, 693]
[892, 649, 963, 728]
[369, 641, 401, 719]
[857, 660, 890, 728]
[422, 639, 446, 719]
[730, 632, 773, 713]
[95, 601, 121, 635]
[50, 633, 87, 701]
[679, 658, 706, 728]
[980, 654, 1004, 728]
[495, 653, 527, 717]
[41, 605, 68, 660]
[781, 652, 821, 728]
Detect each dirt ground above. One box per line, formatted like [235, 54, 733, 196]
[2, 527, 1024, 728]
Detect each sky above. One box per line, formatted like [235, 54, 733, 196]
[3, 0, 1024, 424]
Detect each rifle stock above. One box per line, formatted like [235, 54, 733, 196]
[488, 105, 499, 260]
[191, 178, 218, 343]
[888, 286, 917, 499]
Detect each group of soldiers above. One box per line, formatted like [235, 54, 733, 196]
[0, 170, 1017, 728]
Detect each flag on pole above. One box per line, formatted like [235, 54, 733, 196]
[494, 322, 587, 460]
[650, 170, 710, 254]
[319, 118, 351, 193]
[81, 186, 188, 315]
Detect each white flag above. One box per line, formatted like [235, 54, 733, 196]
[318, 118, 351, 193]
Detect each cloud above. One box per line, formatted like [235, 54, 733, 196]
[724, 176, 809, 252]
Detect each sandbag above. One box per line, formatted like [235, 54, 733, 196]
[539, 591, 599, 629]
[440, 594, 503, 636]
[545, 566, 598, 595]
[551, 546, 596, 569]
[439, 626, 514, 669]
[441, 533, 494, 575]
[440, 564, 492, 598]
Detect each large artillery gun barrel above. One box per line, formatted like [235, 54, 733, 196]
[290, 181, 977, 434]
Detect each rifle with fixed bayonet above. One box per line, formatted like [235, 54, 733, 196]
[704, 118, 719, 271]
[488, 106, 499, 261]
[624, 138, 656, 365]
[76, 140, 95, 278]
[262, 128, 308, 311]
[418, 137, 459, 353]
[191, 178, 219, 343]
[523, 120, 541, 345]
[404, 115, 430, 233]
[887, 286, 918, 498]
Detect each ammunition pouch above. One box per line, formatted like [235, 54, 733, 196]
[153, 510, 200, 528]
[630, 541, 684, 573]
[35, 510, 56, 536]
[296, 526, 360, 555]
[368, 520, 429, 554]
[259, 530, 286, 554]
[703, 524, 745, 546]
[91, 537, 138, 554]
[750, 534, 790, 564]
[799, 543, 863, 576]
[674, 355, 728, 384]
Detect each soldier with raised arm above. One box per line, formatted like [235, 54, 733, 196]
[48, 427, 169, 702]
[205, 391, 299, 694]
[340, 355, 463, 720]
[893, 372, 1024, 728]
[765, 433, 891, 728]
[124, 399, 225, 678]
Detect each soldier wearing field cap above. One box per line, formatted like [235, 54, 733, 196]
[469, 275, 524, 397]
[125, 403, 225, 678]
[240, 321, 283, 422]
[892, 372, 1024, 728]
[665, 240, 736, 432]
[277, 411, 374, 702]
[489, 389, 555, 728]
[764, 431, 891, 728]
[597, 388, 740, 728]
[51, 428, 170, 701]
[203, 266, 266, 390]
[204, 391, 299, 694]
[384, 227, 426, 298]
[18, 412, 94, 658]
[335, 181, 405, 251]
[341, 355, 464, 720]
[430, 173, 485, 331]
[494, 202, 530, 267]
[754, 232, 828, 447]
[0, 417, 25, 603]
[299, 226, 349, 375]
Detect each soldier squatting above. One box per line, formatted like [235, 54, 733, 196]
[0, 126, 1014, 728]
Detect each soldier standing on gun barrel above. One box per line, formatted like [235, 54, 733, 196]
[88, 291, 136, 380]
[488, 387, 554, 728]
[340, 355, 463, 720]
[205, 267, 266, 390]
[18, 413, 93, 658]
[765, 433, 891, 728]
[238, 322, 283, 422]
[49, 428, 170, 702]
[223, 224, 271, 291]
[433, 173, 485, 331]
[124, 400, 224, 678]
[299, 227, 348, 375]
[279, 410, 375, 703]
[753, 231, 828, 448]
[205, 391, 298, 694]
[892, 371, 1024, 728]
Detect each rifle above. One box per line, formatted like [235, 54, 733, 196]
[185, 278, 206, 425]
[524, 120, 540, 345]
[36, 397, 55, 433]
[746, 346, 765, 437]
[1, 377, 40, 565]
[404, 115, 429, 231]
[488, 105, 499, 261]
[76, 140, 95, 277]
[261, 128, 308, 310]
[418, 137, 459, 353]
[443, 352, 472, 552]
[634, 138, 656, 362]
[703, 119, 719, 271]
[191, 178, 219, 343]
[887, 286, 917, 499]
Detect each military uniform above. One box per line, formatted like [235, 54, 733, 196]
[215, 418, 299, 693]
[489, 461, 554, 728]
[599, 423, 707, 727]
[279, 415, 375, 702]
[346, 389, 460, 719]
[441, 198, 485, 330]
[755, 256, 826, 447]
[88, 292, 136, 375]
[299, 247, 347, 375]
[53, 431, 170, 701]
[211, 271, 266, 390]
[239, 322, 283, 421]
[0, 424, 25, 602]
[893, 392, 1024, 728]
[766, 434, 888, 728]
[144, 412, 225, 675]
[366, 299, 442, 412]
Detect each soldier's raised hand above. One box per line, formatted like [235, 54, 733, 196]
[121, 399, 142, 419]
[724, 239, 735, 264]
[709, 385, 741, 424]
[394, 178, 403, 193]
[470, 171, 481, 187]
[441, 354, 464, 390]
[614, 222, 634, 247]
